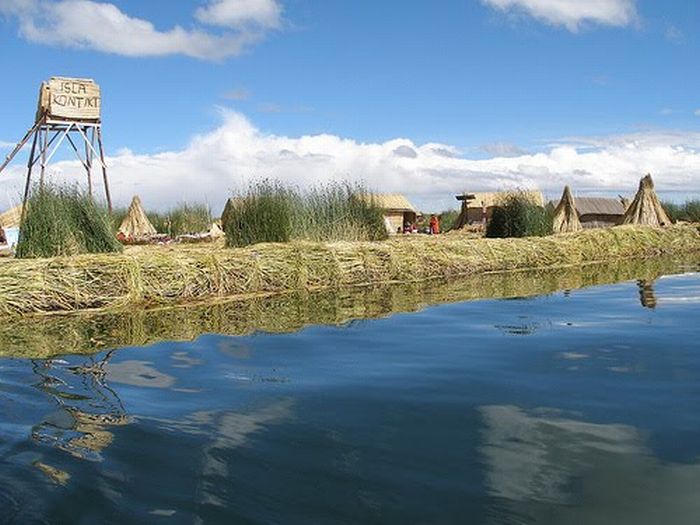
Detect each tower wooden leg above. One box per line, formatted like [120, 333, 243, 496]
[97, 127, 112, 213]
[21, 129, 40, 224]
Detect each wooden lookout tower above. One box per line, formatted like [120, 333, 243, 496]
[0, 76, 113, 214]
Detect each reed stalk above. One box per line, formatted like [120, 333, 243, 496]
[0, 225, 698, 317]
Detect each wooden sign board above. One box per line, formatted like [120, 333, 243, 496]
[37, 77, 101, 122]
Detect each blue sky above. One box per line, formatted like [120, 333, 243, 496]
[0, 0, 698, 211]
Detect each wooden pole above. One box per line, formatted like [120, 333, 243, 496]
[0, 119, 43, 175]
[21, 128, 40, 224]
[97, 126, 112, 213]
[85, 126, 93, 198]
[39, 124, 47, 188]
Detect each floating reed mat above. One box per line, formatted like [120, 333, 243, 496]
[0, 225, 699, 317]
[2, 255, 697, 359]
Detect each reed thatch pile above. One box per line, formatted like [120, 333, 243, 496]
[623, 174, 672, 227]
[0, 224, 698, 318]
[118, 196, 157, 240]
[209, 222, 225, 239]
[1, 254, 695, 359]
[552, 186, 582, 233]
[0, 205, 22, 228]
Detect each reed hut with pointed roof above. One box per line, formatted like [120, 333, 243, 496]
[622, 174, 671, 227]
[118, 196, 157, 240]
[546, 196, 628, 228]
[552, 186, 582, 233]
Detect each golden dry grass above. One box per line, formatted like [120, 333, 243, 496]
[0, 225, 699, 318]
[1, 254, 697, 359]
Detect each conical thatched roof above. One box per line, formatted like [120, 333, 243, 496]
[220, 198, 236, 232]
[0, 205, 23, 228]
[552, 186, 582, 233]
[118, 196, 157, 238]
[622, 174, 671, 227]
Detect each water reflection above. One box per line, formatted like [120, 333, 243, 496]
[479, 405, 700, 524]
[30, 353, 130, 463]
[0, 269, 698, 523]
[637, 279, 657, 309]
[2, 257, 698, 359]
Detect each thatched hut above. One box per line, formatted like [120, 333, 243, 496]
[118, 196, 157, 240]
[454, 190, 545, 229]
[546, 196, 628, 228]
[552, 186, 582, 233]
[367, 194, 417, 233]
[622, 174, 671, 227]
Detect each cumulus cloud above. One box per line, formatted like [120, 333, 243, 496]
[195, 0, 282, 29]
[1, 110, 699, 213]
[393, 145, 418, 158]
[481, 142, 529, 157]
[0, 0, 283, 60]
[482, 0, 639, 32]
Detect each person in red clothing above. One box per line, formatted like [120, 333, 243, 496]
[429, 215, 440, 235]
[0, 226, 6, 245]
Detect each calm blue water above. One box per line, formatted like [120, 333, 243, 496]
[1, 272, 700, 524]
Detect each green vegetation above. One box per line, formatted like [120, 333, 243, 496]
[112, 202, 212, 237]
[439, 209, 460, 232]
[16, 184, 122, 259]
[486, 192, 553, 238]
[662, 200, 700, 223]
[156, 203, 212, 236]
[223, 180, 388, 247]
[224, 180, 293, 246]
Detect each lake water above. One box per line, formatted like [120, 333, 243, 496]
[1, 265, 700, 524]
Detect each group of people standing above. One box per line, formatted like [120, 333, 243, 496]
[400, 214, 441, 235]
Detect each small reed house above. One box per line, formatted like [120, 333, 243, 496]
[547, 196, 628, 228]
[371, 194, 417, 233]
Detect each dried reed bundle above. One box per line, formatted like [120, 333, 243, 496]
[0, 205, 22, 228]
[1, 254, 695, 359]
[623, 174, 672, 227]
[0, 225, 698, 318]
[118, 196, 157, 239]
[552, 186, 582, 233]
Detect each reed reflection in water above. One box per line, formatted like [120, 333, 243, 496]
[1, 256, 697, 359]
[0, 261, 698, 524]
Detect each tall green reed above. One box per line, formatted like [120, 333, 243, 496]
[486, 191, 553, 238]
[17, 184, 122, 258]
[223, 180, 388, 247]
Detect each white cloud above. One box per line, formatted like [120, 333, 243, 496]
[482, 0, 639, 32]
[1, 110, 699, 213]
[481, 142, 529, 157]
[0, 0, 282, 60]
[195, 0, 282, 29]
[695, 109, 700, 117]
